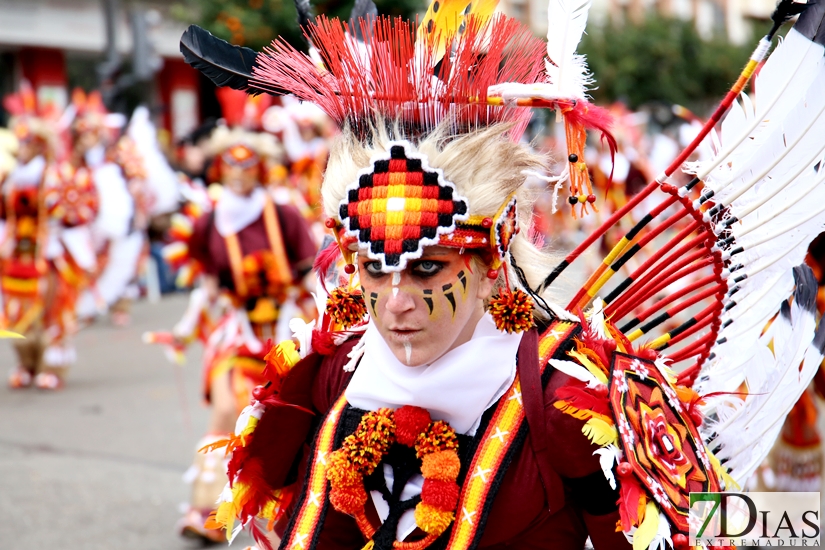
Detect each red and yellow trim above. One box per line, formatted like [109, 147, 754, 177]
[446, 320, 577, 550]
[284, 393, 349, 550]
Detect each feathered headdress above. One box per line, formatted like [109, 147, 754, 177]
[181, 0, 614, 334]
[2, 81, 55, 146]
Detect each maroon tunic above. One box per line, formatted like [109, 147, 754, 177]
[261, 329, 631, 550]
[188, 202, 317, 293]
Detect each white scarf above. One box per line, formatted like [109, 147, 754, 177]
[214, 187, 266, 237]
[345, 313, 522, 436]
[6, 156, 45, 190]
[346, 313, 522, 541]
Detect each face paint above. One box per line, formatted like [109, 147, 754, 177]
[369, 292, 379, 317]
[422, 289, 434, 315]
[441, 282, 457, 316]
[457, 270, 469, 298]
[357, 246, 494, 367]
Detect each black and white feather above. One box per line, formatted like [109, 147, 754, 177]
[690, 0, 825, 487]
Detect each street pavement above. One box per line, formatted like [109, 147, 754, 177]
[0, 294, 253, 550]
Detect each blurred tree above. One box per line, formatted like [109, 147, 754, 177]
[173, 0, 425, 52]
[579, 15, 753, 110]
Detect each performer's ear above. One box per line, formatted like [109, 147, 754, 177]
[476, 267, 497, 301]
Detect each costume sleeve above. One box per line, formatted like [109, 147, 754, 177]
[545, 371, 607, 478]
[188, 212, 215, 275]
[276, 204, 317, 276]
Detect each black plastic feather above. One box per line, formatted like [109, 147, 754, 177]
[769, 0, 811, 39]
[179, 25, 258, 91]
[294, 0, 314, 30]
[350, 0, 378, 41]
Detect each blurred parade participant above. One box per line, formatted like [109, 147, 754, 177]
[70, 90, 144, 327]
[2, 83, 99, 390]
[148, 125, 317, 543]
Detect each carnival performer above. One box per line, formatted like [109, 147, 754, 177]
[159, 125, 317, 543]
[68, 89, 144, 328]
[180, 0, 825, 547]
[2, 84, 99, 390]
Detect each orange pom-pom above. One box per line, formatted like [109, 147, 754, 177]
[421, 478, 460, 510]
[414, 503, 455, 536]
[415, 420, 459, 458]
[395, 405, 431, 447]
[326, 287, 367, 328]
[329, 483, 368, 515]
[421, 451, 461, 481]
[486, 288, 535, 333]
[327, 451, 362, 487]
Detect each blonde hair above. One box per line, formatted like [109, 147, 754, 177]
[322, 118, 571, 320]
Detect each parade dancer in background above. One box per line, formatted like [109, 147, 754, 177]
[69, 89, 144, 327]
[2, 83, 99, 390]
[149, 125, 317, 543]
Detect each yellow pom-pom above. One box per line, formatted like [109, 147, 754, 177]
[264, 340, 301, 379]
[414, 503, 455, 536]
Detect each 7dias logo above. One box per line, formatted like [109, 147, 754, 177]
[690, 492, 820, 546]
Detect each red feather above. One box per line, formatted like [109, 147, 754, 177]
[617, 470, 645, 527]
[563, 99, 617, 190]
[313, 241, 342, 291]
[556, 385, 611, 416]
[312, 329, 339, 355]
[252, 14, 546, 139]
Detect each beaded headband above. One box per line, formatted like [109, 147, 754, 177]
[221, 144, 260, 169]
[331, 140, 517, 273]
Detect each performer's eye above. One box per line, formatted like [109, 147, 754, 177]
[363, 261, 385, 277]
[412, 261, 443, 277]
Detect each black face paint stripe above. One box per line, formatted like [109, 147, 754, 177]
[370, 292, 378, 313]
[444, 292, 456, 314]
[458, 270, 467, 291]
[423, 289, 435, 315]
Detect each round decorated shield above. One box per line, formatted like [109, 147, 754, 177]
[609, 352, 720, 532]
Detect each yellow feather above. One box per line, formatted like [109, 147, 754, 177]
[709, 448, 740, 490]
[633, 501, 660, 550]
[416, 0, 473, 62]
[581, 417, 618, 446]
[568, 349, 609, 385]
[0, 330, 24, 339]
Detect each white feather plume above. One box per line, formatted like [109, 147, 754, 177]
[544, 0, 594, 99]
[690, 9, 825, 488]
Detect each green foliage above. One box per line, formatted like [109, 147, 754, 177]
[174, 0, 425, 52]
[579, 15, 754, 109]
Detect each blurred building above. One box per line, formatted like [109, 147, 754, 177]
[0, 0, 212, 140]
[502, 0, 777, 44]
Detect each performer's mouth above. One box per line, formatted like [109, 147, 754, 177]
[388, 328, 420, 341]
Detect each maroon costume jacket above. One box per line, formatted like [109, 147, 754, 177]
[245, 323, 632, 550]
[188, 202, 317, 294]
